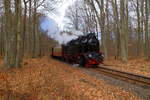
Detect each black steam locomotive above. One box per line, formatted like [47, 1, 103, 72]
[51, 33, 104, 67]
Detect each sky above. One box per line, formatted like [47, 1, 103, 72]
[49, 0, 76, 30]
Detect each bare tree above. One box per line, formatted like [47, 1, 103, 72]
[0, 15, 4, 57]
[144, 0, 150, 58]
[22, 0, 29, 58]
[85, 0, 108, 59]
[3, 0, 14, 67]
[1, 0, 59, 68]
[14, 0, 22, 67]
[119, 0, 128, 62]
[136, 0, 141, 56]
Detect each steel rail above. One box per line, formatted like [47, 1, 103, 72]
[96, 66, 150, 87]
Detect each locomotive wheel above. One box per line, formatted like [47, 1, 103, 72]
[78, 56, 85, 67]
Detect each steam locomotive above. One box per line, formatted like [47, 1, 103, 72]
[51, 33, 104, 67]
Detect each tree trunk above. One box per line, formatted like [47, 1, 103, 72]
[136, 0, 141, 56]
[95, 0, 108, 59]
[0, 16, 4, 57]
[119, 0, 128, 63]
[32, 0, 37, 58]
[15, 0, 22, 67]
[4, 0, 14, 68]
[140, 0, 144, 56]
[144, 0, 150, 58]
[111, 0, 121, 59]
[22, 0, 28, 59]
[27, 0, 32, 55]
[106, 0, 111, 56]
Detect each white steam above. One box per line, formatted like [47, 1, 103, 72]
[40, 16, 83, 44]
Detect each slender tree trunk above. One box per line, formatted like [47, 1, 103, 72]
[36, 17, 40, 57]
[95, 0, 108, 59]
[15, 0, 22, 67]
[32, 0, 37, 58]
[4, 0, 13, 68]
[125, 0, 129, 59]
[22, 0, 28, 59]
[0, 16, 4, 56]
[144, 0, 149, 58]
[106, 0, 111, 56]
[28, 0, 32, 55]
[119, 0, 128, 63]
[140, 0, 144, 56]
[111, 0, 120, 59]
[148, 0, 150, 59]
[136, 0, 141, 56]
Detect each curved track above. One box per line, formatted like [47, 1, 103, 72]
[52, 57, 150, 88]
[92, 66, 150, 88]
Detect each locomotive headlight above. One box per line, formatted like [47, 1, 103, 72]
[101, 54, 104, 58]
[88, 54, 92, 58]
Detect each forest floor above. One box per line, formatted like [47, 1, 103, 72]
[0, 57, 148, 100]
[104, 58, 150, 77]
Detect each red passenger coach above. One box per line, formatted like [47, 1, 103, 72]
[51, 33, 104, 67]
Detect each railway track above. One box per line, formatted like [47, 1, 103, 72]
[53, 58, 150, 88]
[93, 66, 150, 88]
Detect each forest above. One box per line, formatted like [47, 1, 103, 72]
[0, 0, 58, 68]
[65, 0, 150, 62]
[0, 0, 150, 100]
[0, 0, 149, 68]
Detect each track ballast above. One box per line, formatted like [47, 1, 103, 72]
[94, 66, 150, 88]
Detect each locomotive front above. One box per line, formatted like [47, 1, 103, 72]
[79, 33, 104, 67]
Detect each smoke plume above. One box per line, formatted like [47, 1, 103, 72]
[40, 16, 83, 44]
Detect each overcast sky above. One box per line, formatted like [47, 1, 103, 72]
[48, 0, 76, 30]
[40, 0, 77, 34]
